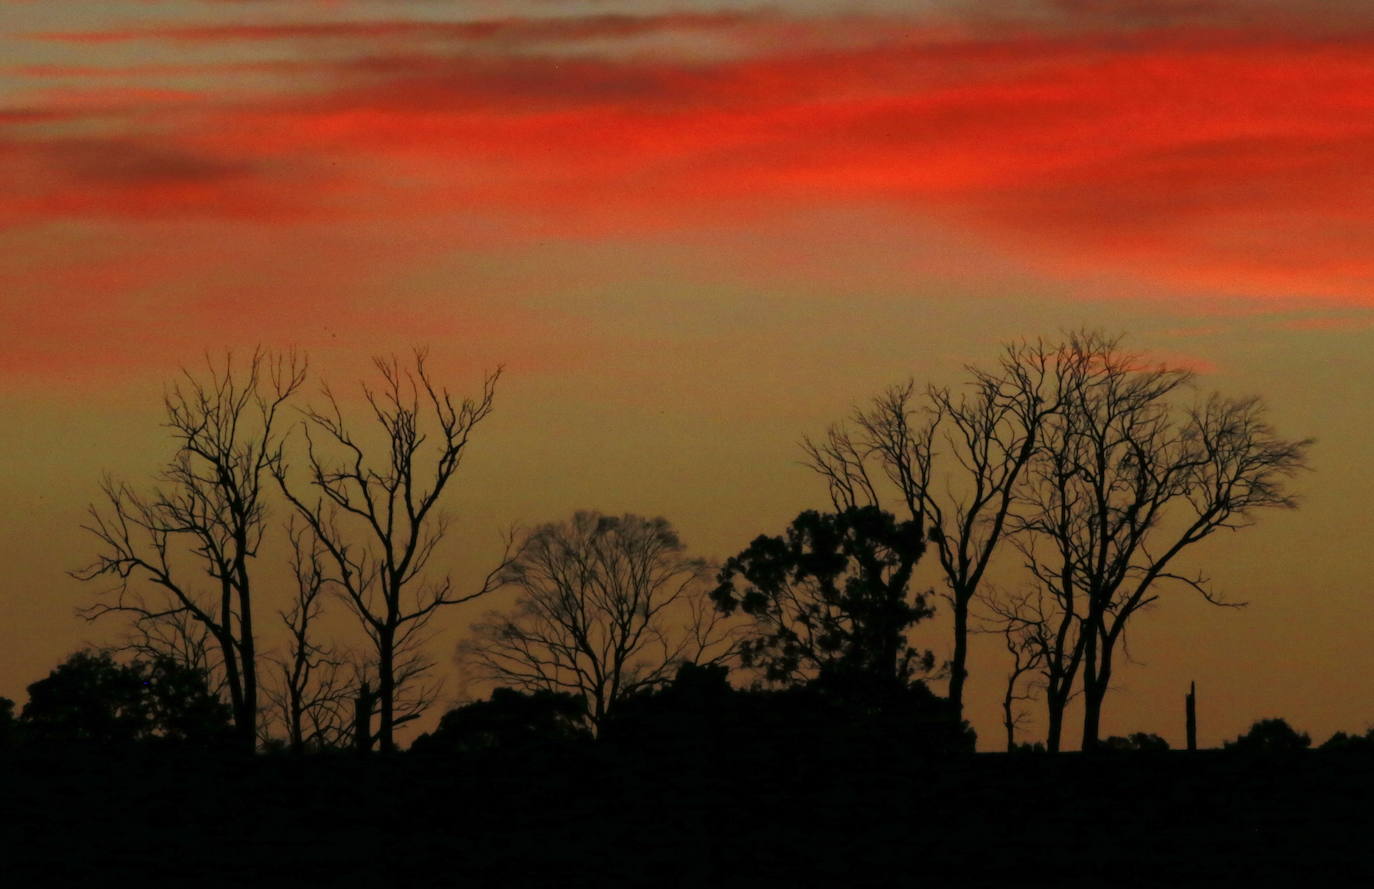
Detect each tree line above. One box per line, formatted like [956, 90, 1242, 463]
[29, 330, 1311, 754]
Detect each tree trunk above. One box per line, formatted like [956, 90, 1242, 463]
[1081, 660, 1112, 751]
[378, 625, 395, 754]
[235, 554, 258, 753]
[215, 611, 248, 751]
[354, 681, 374, 754]
[948, 592, 970, 719]
[290, 696, 304, 755]
[1081, 685, 1103, 751]
[289, 668, 305, 755]
[1046, 692, 1065, 753]
[1081, 627, 1113, 751]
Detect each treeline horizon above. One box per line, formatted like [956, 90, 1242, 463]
[4, 329, 1320, 755]
[5, 649, 1374, 759]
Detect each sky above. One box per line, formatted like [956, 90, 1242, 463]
[3, 0, 1374, 749]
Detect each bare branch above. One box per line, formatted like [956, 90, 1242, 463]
[273, 354, 506, 752]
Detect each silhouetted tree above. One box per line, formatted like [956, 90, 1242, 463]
[986, 584, 1081, 753]
[804, 339, 1059, 720]
[410, 687, 591, 756]
[1103, 732, 1170, 752]
[999, 611, 1043, 751]
[1006, 331, 1310, 750]
[21, 651, 148, 744]
[274, 351, 510, 753]
[142, 655, 237, 744]
[20, 650, 230, 746]
[600, 660, 735, 748]
[73, 349, 307, 752]
[459, 512, 738, 729]
[713, 506, 934, 689]
[1225, 718, 1311, 753]
[0, 697, 17, 749]
[1320, 729, 1374, 751]
[606, 661, 973, 760]
[262, 519, 359, 753]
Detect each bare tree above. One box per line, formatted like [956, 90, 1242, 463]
[986, 584, 1083, 753]
[803, 339, 1059, 720]
[125, 607, 223, 693]
[73, 349, 307, 751]
[1009, 331, 1311, 750]
[459, 512, 738, 730]
[273, 351, 509, 753]
[262, 519, 358, 753]
[993, 592, 1046, 752]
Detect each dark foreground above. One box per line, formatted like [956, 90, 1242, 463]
[4, 745, 1372, 887]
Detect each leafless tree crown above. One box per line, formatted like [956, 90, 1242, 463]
[273, 350, 510, 752]
[802, 338, 1059, 717]
[72, 348, 307, 751]
[459, 511, 738, 728]
[1002, 330, 1311, 749]
[260, 518, 360, 752]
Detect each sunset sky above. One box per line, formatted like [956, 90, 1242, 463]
[4, 0, 1374, 749]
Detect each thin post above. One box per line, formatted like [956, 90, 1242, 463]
[1185, 681, 1197, 752]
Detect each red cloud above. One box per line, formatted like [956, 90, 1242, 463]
[6, 8, 1374, 386]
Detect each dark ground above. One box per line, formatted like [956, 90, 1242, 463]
[4, 745, 1372, 887]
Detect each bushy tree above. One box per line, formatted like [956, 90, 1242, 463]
[1320, 729, 1374, 751]
[712, 506, 933, 689]
[605, 662, 974, 759]
[410, 688, 590, 756]
[0, 697, 17, 749]
[1225, 718, 1310, 753]
[20, 650, 231, 746]
[1102, 732, 1170, 752]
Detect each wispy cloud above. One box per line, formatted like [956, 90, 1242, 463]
[27, 11, 763, 46]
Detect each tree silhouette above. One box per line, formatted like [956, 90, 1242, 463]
[0, 696, 17, 749]
[20, 650, 230, 745]
[1006, 331, 1310, 750]
[1102, 731, 1170, 752]
[999, 612, 1043, 751]
[261, 519, 359, 753]
[274, 351, 511, 753]
[713, 506, 933, 689]
[1226, 718, 1311, 752]
[73, 349, 307, 751]
[459, 511, 738, 730]
[1320, 729, 1374, 751]
[410, 687, 591, 755]
[804, 339, 1059, 722]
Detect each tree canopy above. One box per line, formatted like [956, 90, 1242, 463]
[19, 650, 231, 746]
[712, 506, 933, 689]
